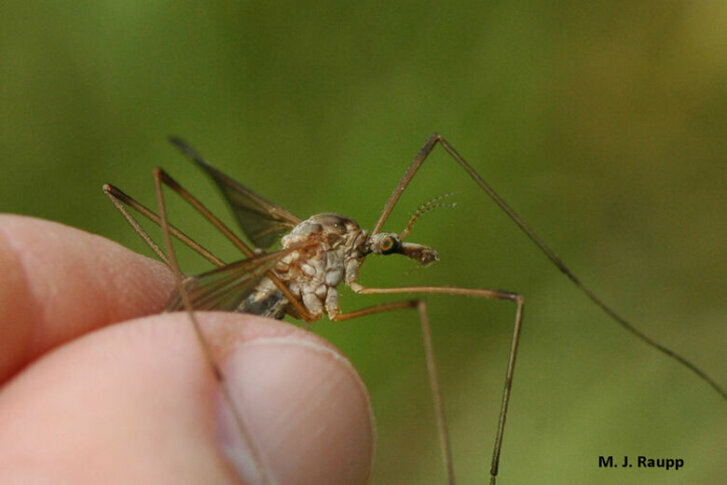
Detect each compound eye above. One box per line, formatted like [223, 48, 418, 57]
[380, 236, 399, 255]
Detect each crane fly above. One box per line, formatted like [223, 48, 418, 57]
[103, 134, 726, 484]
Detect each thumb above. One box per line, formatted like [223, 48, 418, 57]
[214, 314, 375, 485]
[0, 312, 374, 485]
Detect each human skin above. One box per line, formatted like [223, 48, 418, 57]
[0, 215, 374, 485]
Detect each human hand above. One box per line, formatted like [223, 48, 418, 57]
[0, 215, 374, 484]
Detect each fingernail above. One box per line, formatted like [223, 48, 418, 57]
[216, 336, 375, 485]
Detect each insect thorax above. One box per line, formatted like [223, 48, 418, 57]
[240, 213, 369, 320]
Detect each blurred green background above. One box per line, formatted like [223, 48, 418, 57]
[2, 2, 725, 484]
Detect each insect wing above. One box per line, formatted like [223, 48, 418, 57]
[169, 137, 301, 249]
[165, 249, 290, 312]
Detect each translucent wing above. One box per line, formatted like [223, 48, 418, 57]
[169, 137, 302, 249]
[165, 249, 291, 312]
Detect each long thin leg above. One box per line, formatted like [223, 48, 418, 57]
[104, 183, 225, 267]
[373, 134, 726, 400]
[154, 168, 256, 259]
[347, 282, 525, 485]
[330, 300, 419, 321]
[416, 300, 455, 485]
[329, 299, 456, 484]
[104, 169, 314, 321]
[152, 168, 271, 484]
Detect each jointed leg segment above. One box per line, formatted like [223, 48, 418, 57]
[105, 168, 315, 322]
[343, 282, 525, 485]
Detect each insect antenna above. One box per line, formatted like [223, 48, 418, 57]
[399, 192, 458, 239]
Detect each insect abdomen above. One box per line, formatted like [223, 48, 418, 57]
[237, 287, 289, 320]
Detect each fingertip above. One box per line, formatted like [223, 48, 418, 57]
[0, 215, 174, 380]
[219, 335, 375, 485]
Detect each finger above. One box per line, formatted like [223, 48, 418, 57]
[0, 215, 174, 381]
[0, 312, 374, 485]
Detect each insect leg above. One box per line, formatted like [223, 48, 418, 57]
[104, 170, 314, 321]
[103, 183, 225, 267]
[154, 168, 256, 258]
[329, 300, 455, 483]
[152, 168, 272, 485]
[340, 284, 524, 485]
[373, 134, 726, 400]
